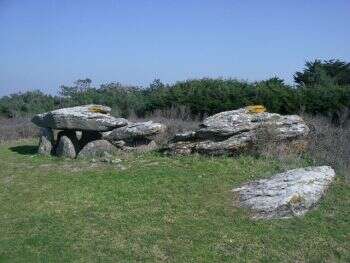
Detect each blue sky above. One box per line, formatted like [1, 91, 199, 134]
[0, 0, 349, 96]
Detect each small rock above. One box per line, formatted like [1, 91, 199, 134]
[110, 158, 122, 164]
[116, 163, 127, 170]
[99, 151, 122, 163]
[232, 166, 335, 219]
[111, 140, 126, 148]
[76, 131, 83, 140]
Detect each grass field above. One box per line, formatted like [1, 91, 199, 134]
[0, 140, 349, 262]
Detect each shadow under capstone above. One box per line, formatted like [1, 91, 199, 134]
[9, 145, 38, 155]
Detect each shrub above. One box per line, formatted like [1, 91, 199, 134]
[303, 115, 350, 177]
[0, 117, 39, 143]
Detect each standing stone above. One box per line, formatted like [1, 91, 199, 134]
[57, 130, 79, 149]
[232, 166, 335, 219]
[38, 128, 54, 155]
[56, 135, 77, 159]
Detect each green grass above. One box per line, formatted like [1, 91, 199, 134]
[0, 140, 349, 262]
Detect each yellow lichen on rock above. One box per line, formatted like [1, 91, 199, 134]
[291, 140, 308, 153]
[247, 105, 266, 114]
[89, 106, 108, 114]
[289, 194, 304, 205]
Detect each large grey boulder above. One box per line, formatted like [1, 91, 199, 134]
[167, 131, 255, 156]
[165, 106, 309, 155]
[198, 107, 308, 140]
[101, 121, 165, 152]
[32, 105, 128, 131]
[195, 131, 255, 155]
[37, 128, 54, 155]
[102, 121, 165, 141]
[55, 135, 77, 159]
[232, 166, 335, 219]
[77, 140, 118, 159]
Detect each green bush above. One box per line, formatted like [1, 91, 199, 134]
[1, 61, 349, 121]
[0, 90, 59, 118]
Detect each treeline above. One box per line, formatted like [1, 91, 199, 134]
[1, 59, 349, 123]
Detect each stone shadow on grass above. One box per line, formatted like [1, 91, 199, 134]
[9, 145, 38, 155]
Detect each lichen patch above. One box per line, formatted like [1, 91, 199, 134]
[89, 106, 108, 114]
[247, 105, 267, 114]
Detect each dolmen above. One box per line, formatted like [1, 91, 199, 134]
[165, 105, 310, 155]
[32, 105, 166, 159]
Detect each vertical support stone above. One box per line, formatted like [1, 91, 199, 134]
[38, 128, 54, 155]
[54, 130, 80, 158]
[56, 135, 77, 159]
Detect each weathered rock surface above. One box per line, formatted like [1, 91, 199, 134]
[32, 105, 128, 131]
[56, 130, 79, 151]
[232, 166, 335, 219]
[101, 121, 165, 152]
[198, 107, 308, 139]
[102, 121, 165, 141]
[167, 131, 255, 155]
[121, 140, 158, 152]
[38, 128, 54, 155]
[56, 135, 77, 159]
[195, 131, 255, 155]
[77, 140, 118, 159]
[165, 106, 309, 155]
[172, 131, 196, 142]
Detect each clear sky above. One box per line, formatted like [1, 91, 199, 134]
[0, 0, 349, 96]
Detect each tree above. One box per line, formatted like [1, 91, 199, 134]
[255, 77, 298, 114]
[294, 59, 350, 86]
[59, 78, 92, 97]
